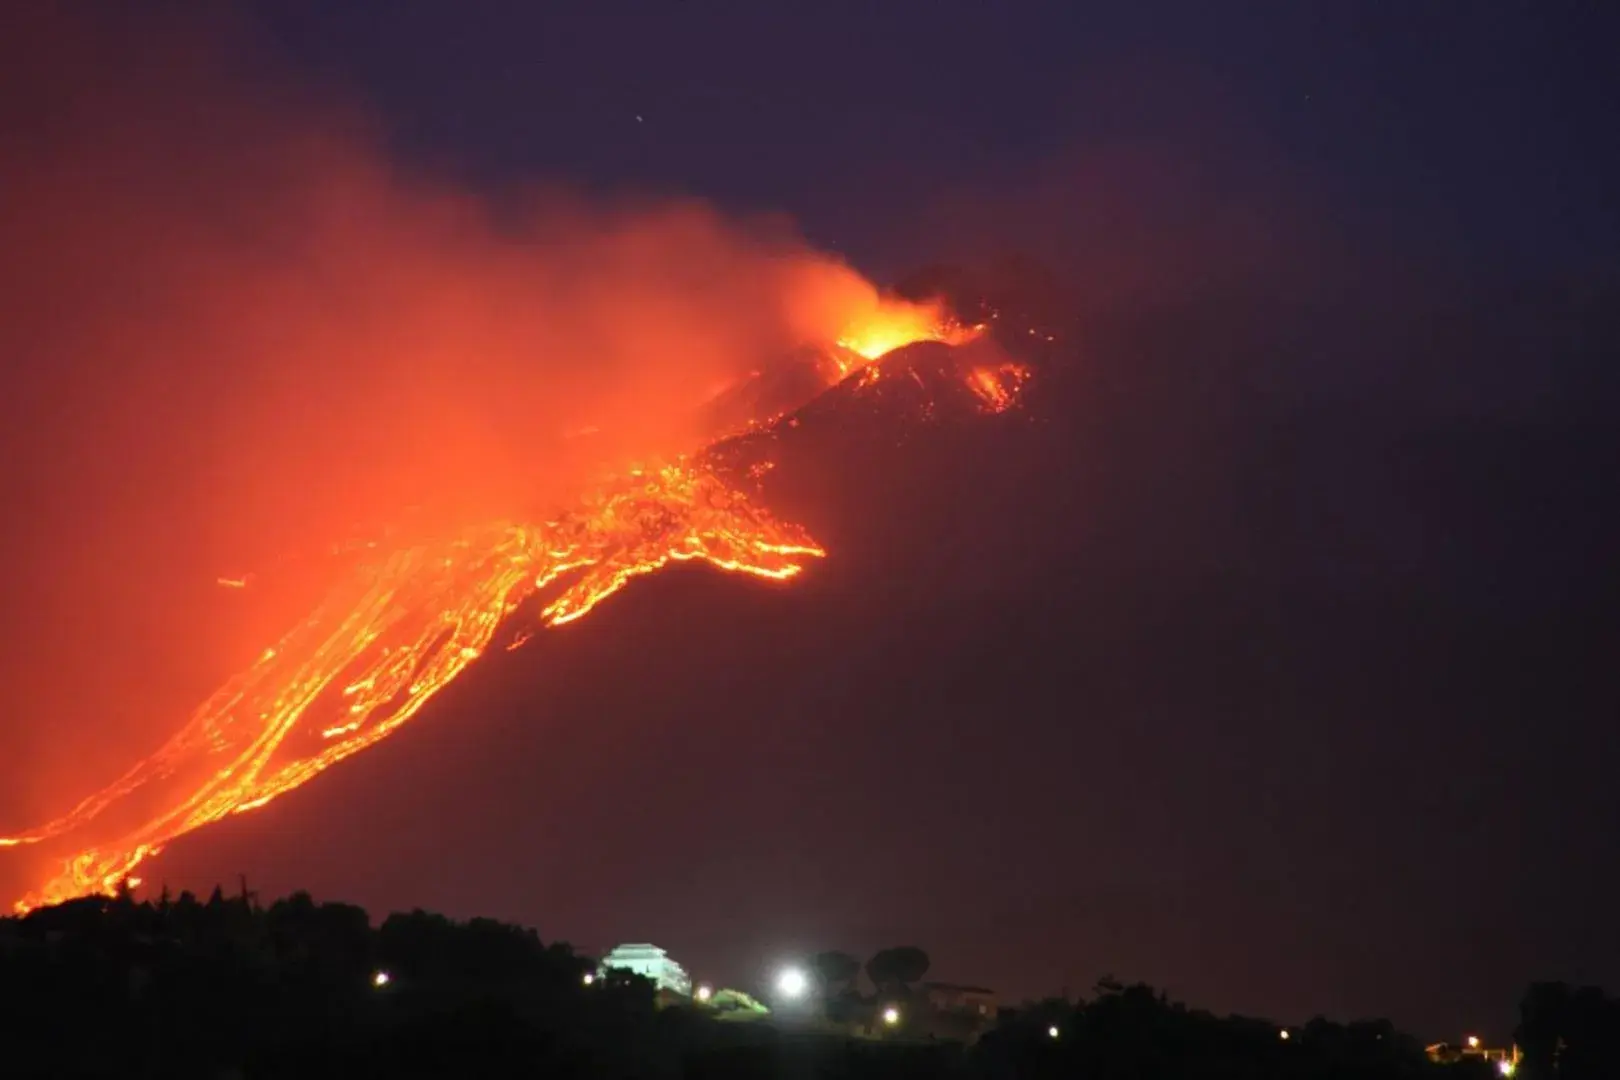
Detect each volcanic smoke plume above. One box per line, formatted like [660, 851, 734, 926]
[0, 9, 1003, 910]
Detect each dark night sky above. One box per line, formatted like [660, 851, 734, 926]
[243, 1, 1619, 277]
[3, 0, 1619, 1044]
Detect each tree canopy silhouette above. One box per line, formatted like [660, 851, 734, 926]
[812, 949, 862, 995]
[866, 946, 930, 996]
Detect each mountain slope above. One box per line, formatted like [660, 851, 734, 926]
[55, 291, 1620, 1037]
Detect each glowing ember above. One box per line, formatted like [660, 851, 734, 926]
[2, 319, 1030, 914]
[964, 363, 1032, 414]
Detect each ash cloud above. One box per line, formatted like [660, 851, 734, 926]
[0, 9, 899, 835]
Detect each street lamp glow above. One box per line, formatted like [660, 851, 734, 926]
[1498, 1062, 1515, 1077]
[1047, 1025, 1060, 1040]
[776, 967, 808, 999]
[882, 1006, 901, 1026]
[1467, 1036, 1481, 1050]
[1279, 1029, 1290, 1041]
[371, 970, 390, 988]
[696, 984, 713, 1002]
[582, 972, 595, 986]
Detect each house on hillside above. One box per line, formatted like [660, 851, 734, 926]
[1426, 1039, 1521, 1071]
[924, 981, 998, 1021]
[598, 942, 692, 996]
[916, 981, 1000, 1042]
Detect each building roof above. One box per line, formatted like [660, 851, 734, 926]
[602, 943, 670, 959]
[924, 981, 997, 995]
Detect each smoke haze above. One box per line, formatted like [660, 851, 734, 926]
[0, 9, 907, 835]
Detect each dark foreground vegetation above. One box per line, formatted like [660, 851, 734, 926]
[2, 887, 1616, 1079]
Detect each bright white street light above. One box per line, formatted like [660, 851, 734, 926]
[1498, 1062, 1516, 1077]
[371, 970, 391, 988]
[582, 972, 595, 986]
[1047, 1025, 1060, 1039]
[776, 967, 809, 999]
[882, 1006, 901, 1026]
[696, 984, 713, 1002]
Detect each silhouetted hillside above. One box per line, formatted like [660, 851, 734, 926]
[12, 888, 1597, 1079]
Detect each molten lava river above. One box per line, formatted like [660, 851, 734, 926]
[1, 315, 1028, 913]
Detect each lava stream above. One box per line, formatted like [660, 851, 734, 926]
[2, 461, 824, 912]
[2, 315, 1026, 914]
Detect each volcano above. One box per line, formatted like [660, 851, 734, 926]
[0, 323, 1039, 913]
[7, 276, 1615, 1029]
[706, 338, 1032, 479]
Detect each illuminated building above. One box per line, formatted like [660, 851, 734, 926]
[1425, 1039, 1521, 1073]
[597, 943, 692, 996]
[923, 982, 999, 1020]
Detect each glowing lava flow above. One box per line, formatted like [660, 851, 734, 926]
[2, 314, 1026, 913]
[965, 363, 1032, 413]
[1, 463, 822, 911]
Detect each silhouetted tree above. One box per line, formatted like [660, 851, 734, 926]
[812, 950, 862, 996]
[1562, 985, 1620, 1080]
[1518, 981, 1570, 1078]
[866, 946, 930, 997]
